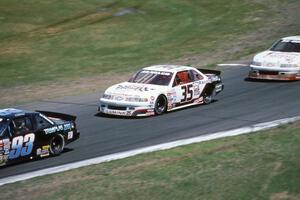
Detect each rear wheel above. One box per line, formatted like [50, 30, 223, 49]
[49, 134, 65, 156]
[203, 88, 216, 104]
[154, 95, 167, 115]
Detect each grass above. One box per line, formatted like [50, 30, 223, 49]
[0, 0, 273, 88]
[1, 122, 300, 200]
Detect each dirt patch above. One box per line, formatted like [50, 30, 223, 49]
[270, 192, 300, 200]
[0, 40, 32, 56]
[0, 73, 131, 107]
[113, 8, 144, 17]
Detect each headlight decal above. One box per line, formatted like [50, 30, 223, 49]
[251, 61, 262, 66]
[102, 94, 114, 100]
[280, 64, 299, 68]
[125, 97, 148, 102]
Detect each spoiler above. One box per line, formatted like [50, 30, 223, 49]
[36, 110, 77, 122]
[197, 68, 221, 76]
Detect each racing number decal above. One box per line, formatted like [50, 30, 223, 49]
[9, 133, 35, 159]
[181, 84, 193, 102]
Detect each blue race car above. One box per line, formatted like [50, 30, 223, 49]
[0, 108, 80, 166]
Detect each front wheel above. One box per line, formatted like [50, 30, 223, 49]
[49, 134, 65, 156]
[154, 95, 167, 115]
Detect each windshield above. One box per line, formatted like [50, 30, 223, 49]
[270, 40, 300, 52]
[129, 70, 173, 86]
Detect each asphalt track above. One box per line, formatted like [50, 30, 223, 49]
[1, 66, 300, 179]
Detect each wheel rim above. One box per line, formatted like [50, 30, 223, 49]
[204, 89, 215, 104]
[204, 95, 212, 104]
[50, 136, 64, 154]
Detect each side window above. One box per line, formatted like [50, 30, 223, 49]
[173, 71, 193, 86]
[35, 114, 52, 130]
[0, 124, 10, 139]
[13, 117, 33, 135]
[191, 70, 204, 81]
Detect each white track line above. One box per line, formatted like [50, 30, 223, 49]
[217, 63, 249, 67]
[1, 116, 300, 186]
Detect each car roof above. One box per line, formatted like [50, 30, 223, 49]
[281, 36, 300, 41]
[143, 65, 195, 73]
[0, 108, 35, 119]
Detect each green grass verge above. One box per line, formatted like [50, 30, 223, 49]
[0, 0, 273, 87]
[1, 122, 300, 200]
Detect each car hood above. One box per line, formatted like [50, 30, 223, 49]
[104, 82, 167, 97]
[254, 50, 300, 64]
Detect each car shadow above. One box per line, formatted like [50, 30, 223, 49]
[0, 148, 74, 168]
[94, 112, 149, 119]
[94, 100, 218, 119]
[167, 99, 218, 113]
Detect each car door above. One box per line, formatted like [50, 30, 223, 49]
[9, 115, 36, 160]
[172, 71, 194, 106]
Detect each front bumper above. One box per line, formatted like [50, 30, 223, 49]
[99, 99, 155, 117]
[248, 65, 300, 81]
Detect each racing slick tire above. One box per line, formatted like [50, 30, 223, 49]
[203, 88, 216, 104]
[49, 134, 65, 156]
[154, 95, 167, 115]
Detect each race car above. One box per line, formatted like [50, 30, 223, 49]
[249, 36, 300, 80]
[98, 65, 224, 117]
[0, 108, 80, 166]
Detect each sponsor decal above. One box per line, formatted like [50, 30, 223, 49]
[107, 110, 128, 116]
[44, 123, 72, 134]
[0, 154, 8, 166]
[167, 92, 177, 103]
[215, 84, 223, 92]
[146, 111, 155, 116]
[67, 131, 73, 140]
[37, 145, 50, 157]
[0, 139, 11, 155]
[63, 123, 72, 131]
[194, 97, 204, 104]
[115, 85, 155, 92]
[266, 62, 276, 67]
[149, 96, 155, 104]
[115, 96, 124, 101]
[140, 70, 171, 76]
[44, 126, 62, 134]
[193, 83, 200, 96]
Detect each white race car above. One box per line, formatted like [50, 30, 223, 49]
[98, 65, 224, 117]
[249, 36, 300, 80]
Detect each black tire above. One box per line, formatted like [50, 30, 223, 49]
[203, 88, 216, 104]
[49, 134, 65, 156]
[154, 95, 167, 115]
